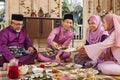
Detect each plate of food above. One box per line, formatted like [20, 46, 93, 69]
[63, 48, 76, 52]
[65, 63, 75, 69]
[44, 62, 59, 67]
[38, 48, 53, 52]
[19, 65, 29, 75]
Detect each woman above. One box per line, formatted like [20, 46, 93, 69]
[76, 13, 120, 75]
[74, 15, 108, 67]
[37, 14, 74, 63]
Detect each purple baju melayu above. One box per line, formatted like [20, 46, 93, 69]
[0, 26, 37, 66]
[38, 27, 74, 62]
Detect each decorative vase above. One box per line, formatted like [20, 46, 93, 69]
[38, 7, 44, 17]
[31, 10, 37, 17]
[45, 13, 51, 17]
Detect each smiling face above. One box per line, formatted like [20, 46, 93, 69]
[88, 20, 97, 32]
[11, 20, 23, 32]
[62, 19, 73, 31]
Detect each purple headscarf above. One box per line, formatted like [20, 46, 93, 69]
[87, 15, 108, 44]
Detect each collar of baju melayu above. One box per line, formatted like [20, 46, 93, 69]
[61, 26, 71, 33]
[9, 26, 20, 33]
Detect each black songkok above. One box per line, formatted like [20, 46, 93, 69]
[63, 14, 73, 21]
[12, 14, 24, 21]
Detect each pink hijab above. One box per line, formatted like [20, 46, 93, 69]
[104, 13, 120, 47]
[87, 15, 108, 44]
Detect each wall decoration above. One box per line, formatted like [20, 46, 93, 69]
[114, 0, 120, 15]
[19, 0, 32, 16]
[50, 0, 60, 17]
[88, 0, 92, 13]
[38, 7, 44, 17]
[96, 0, 101, 13]
[109, 0, 113, 11]
[117, 0, 120, 10]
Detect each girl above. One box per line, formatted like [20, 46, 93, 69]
[74, 15, 108, 67]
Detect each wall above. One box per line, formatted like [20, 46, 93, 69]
[82, 0, 120, 42]
[5, 0, 120, 44]
[5, 0, 62, 25]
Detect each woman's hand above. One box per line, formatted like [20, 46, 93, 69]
[76, 44, 84, 52]
[28, 47, 35, 54]
[76, 45, 86, 54]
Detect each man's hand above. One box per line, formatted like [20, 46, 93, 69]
[61, 45, 68, 50]
[55, 54, 60, 63]
[50, 41, 59, 49]
[9, 58, 18, 66]
[28, 47, 35, 54]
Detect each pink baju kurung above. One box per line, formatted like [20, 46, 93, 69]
[84, 13, 120, 75]
[74, 15, 109, 67]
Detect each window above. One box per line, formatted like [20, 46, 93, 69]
[62, 0, 83, 24]
[0, 0, 5, 22]
[62, 0, 83, 40]
[0, 0, 5, 31]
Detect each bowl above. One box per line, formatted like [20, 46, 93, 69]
[32, 68, 44, 74]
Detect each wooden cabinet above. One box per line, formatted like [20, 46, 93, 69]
[41, 19, 53, 38]
[24, 17, 62, 40]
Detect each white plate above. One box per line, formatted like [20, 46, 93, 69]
[74, 64, 83, 68]
[92, 69, 99, 74]
[63, 48, 76, 52]
[44, 62, 59, 67]
[32, 67, 44, 74]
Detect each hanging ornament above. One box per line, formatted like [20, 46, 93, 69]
[88, 0, 92, 13]
[96, 0, 101, 13]
[109, 0, 113, 12]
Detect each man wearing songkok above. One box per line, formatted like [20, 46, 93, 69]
[38, 14, 74, 63]
[0, 14, 37, 66]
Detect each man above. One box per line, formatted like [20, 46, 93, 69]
[0, 14, 37, 66]
[38, 14, 74, 63]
